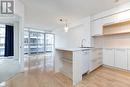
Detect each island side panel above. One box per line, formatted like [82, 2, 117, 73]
[73, 51, 82, 85]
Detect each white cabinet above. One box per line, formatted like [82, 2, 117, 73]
[73, 51, 82, 85]
[116, 10, 130, 22]
[91, 19, 103, 36]
[91, 10, 130, 36]
[103, 48, 129, 70]
[81, 50, 89, 74]
[89, 48, 102, 72]
[127, 49, 130, 70]
[55, 48, 90, 86]
[91, 15, 116, 36]
[103, 15, 117, 25]
[103, 48, 115, 66]
[73, 50, 90, 85]
[115, 49, 127, 70]
[103, 10, 130, 25]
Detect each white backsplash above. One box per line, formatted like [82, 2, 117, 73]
[93, 33, 130, 48]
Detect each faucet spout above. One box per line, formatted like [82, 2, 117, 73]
[81, 39, 86, 48]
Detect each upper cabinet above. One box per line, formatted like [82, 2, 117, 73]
[91, 9, 130, 36]
[91, 18, 103, 36]
[116, 10, 130, 22]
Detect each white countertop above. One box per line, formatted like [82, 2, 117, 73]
[56, 47, 91, 51]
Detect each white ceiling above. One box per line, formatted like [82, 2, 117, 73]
[23, 0, 130, 31]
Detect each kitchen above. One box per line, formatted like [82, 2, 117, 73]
[54, 2, 130, 86]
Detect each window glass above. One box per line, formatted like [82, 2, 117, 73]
[38, 33, 44, 53]
[46, 34, 54, 45]
[45, 34, 54, 52]
[24, 28, 54, 54]
[24, 30, 29, 54]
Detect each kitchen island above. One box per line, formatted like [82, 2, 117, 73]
[54, 48, 91, 85]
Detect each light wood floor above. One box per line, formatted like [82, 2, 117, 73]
[4, 66, 130, 87]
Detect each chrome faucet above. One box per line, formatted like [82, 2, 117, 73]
[81, 39, 86, 48]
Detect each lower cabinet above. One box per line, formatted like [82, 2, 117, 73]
[103, 48, 128, 70]
[115, 49, 127, 70]
[127, 49, 130, 70]
[81, 50, 89, 74]
[89, 48, 102, 72]
[103, 48, 115, 66]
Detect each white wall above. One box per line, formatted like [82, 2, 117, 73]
[54, 17, 91, 48]
[14, 0, 24, 18]
[24, 6, 54, 31]
[14, 0, 24, 67]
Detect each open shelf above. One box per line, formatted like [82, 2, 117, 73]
[56, 50, 73, 79]
[103, 20, 130, 35]
[61, 58, 72, 63]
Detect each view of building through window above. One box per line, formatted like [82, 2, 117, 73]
[24, 28, 54, 54]
[0, 27, 55, 56]
[45, 34, 54, 52]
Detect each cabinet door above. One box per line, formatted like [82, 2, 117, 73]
[103, 15, 117, 25]
[81, 50, 89, 74]
[116, 10, 130, 22]
[127, 49, 130, 70]
[91, 19, 103, 36]
[103, 48, 115, 66]
[115, 49, 127, 70]
[73, 51, 82, 85]
[89, 49, 102, 72]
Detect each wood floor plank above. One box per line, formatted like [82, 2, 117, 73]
[4, 66, 130, 87]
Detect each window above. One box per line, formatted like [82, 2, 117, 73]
[38, 33, 44, 53]
[0, 24, 5, 56]
[29, 31, 39, 54]
[24, 29, 29, 54]
[45, 34, 54, 52]
[24, 28, 54, 54]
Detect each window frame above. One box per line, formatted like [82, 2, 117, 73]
[0, 24, 5, 57]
